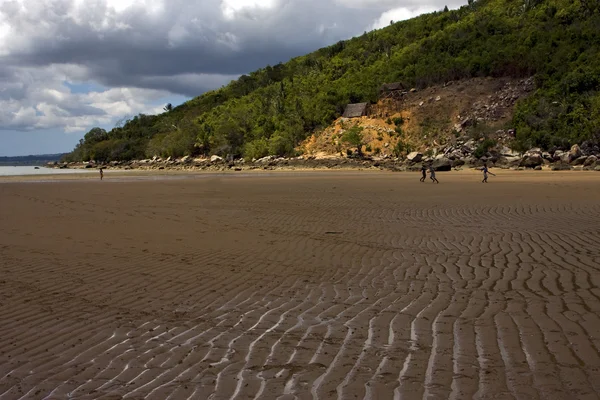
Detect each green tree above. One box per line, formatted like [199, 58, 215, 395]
[342, 126, 365, 156]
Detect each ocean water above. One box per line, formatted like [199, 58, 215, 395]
[0, 166, 95, 176]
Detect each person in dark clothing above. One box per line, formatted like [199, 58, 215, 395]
[420, 164, 427, 182]
[99, 168, 104, 181]
[481, 164, 495, 183]
[429, 164, 439, 183]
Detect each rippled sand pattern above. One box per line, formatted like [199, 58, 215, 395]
[1, 172, 600, 399]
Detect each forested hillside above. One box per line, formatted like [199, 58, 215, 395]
[63, 0, 600, 162]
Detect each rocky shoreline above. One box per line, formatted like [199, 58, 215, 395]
[47, 148, 600, 173]
[48, 136, 600, 173]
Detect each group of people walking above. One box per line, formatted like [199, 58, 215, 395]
[420, 163, 495, 183]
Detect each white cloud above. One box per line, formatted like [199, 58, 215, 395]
[221, 0, 277, 19]
[0, 64, 171, 132]
[370, 6, 438, 30]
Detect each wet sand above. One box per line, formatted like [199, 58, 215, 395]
[1, 171, 600, 399]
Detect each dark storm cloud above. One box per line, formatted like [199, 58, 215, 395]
[0, 0, 465, 133]
[2, 0, 382, 92]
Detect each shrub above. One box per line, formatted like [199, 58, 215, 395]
[393, 141, 406, 157]
[268, 132, 295, 156]
[473, 138, 497, 158]
[243, 138, 269, 160]
[342, 126, 365, 156]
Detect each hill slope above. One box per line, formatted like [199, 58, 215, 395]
[63, 0, 600, 163]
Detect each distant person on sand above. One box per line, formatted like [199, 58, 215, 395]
[99, 168, 104, 181]
[481, 164, 495, 183]
[420, 164, 427, 182]
[429, 164, 439, 184]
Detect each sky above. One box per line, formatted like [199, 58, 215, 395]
[0, 0, 465, 156]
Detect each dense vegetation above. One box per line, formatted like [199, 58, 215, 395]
[63, 0, 600, 162]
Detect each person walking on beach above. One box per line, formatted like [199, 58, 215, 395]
[429, 164, 439, 184]
[481, 164, 495, 183]
[420, 164, 427, 182]
[99, 168, 104, 181]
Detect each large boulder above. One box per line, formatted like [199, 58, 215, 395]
[520, 153, 543, 168]
[499, 146, 519, 157]
[572, 156, 588, 166]
[560, 152, 571, 164]
[552, 150, 564, 161]
[581, 140, 600, 156]
[552, 163, 573, 171]
[526, 147, 542, 156]
[569, 144, 582, 161]
[453, 158, 466, 167]
[584, 155, 598, 166]
[432, 157, 452, 171]
[407, 152, 423, 162]
[210, 155, 223, 163]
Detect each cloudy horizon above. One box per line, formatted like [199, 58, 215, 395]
[0, 0, 465, 156]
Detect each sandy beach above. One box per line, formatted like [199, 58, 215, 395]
[1, 170, 600, 399]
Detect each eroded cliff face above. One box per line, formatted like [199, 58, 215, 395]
[301, 77, 535, 160]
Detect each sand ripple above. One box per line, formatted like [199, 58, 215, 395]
[1, 172, 600, 399]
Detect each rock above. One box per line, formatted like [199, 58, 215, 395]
[460, 118, 472, 129]
[552, 163, 572, 171]
[569, 144, 582, 160]
[435, 96, 441, 101]
[181, 155, 190, 163]
[525, 147, 542, 156]
[453, 158, 466, 167]
[255, 155, 276, 164]
[500, 146, 519, 157]
[447, 151, 463, 160]
[584, 155, 598, 166]
[553, 150, 565, 161]
[407, 152, 423, 162]
[210, 155, 223, 163]
[595, 165, 600, 172]
[534, 165, 542, 171]
[572, 156, 588, 166]
[560, 152, 571, 164]
[519, 154, 543, 168]
[432, 157, 452, 171]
